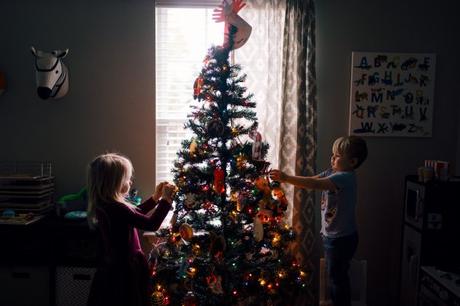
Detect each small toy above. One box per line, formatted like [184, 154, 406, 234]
[57, 187, 87, 217]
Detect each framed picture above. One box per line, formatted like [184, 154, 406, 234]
[349, 52, 436, 137]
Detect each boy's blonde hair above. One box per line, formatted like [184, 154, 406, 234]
[86, 153, 133, 227]
[333, 136, 368, 169]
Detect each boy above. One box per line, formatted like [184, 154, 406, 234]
[269, 136, 368, 306]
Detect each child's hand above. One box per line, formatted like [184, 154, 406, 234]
[161, 183, 177, 204]
[269, 169, 286, 182]
[152, 182, 168, 202]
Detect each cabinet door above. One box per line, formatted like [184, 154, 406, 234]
[400, 225, 422, 306]
[0, 265, 50, 306]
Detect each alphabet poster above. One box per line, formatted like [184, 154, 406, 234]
[349, 52, 436, 137]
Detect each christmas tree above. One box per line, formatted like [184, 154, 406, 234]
[149, 1, 308, 305]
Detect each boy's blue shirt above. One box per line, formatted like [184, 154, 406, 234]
[319, 168, 357, 238]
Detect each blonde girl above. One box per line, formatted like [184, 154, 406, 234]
[87, 153, 175, 306]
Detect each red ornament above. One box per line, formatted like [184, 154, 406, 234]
[254, 176, 270, 195]
[213, 167, 225, 194]
[272, 187, 288, 211]
[193, 76, 204, 99]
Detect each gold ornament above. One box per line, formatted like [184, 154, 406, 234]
[192, 244, 201, 256]
[187, 266, 197, 278]
[179, 223, 194, 241]
[236, 155, 246, 169]
[150, 291, 164, 306]
[271, 232, 281, 247]
[189, 139, 198, 155]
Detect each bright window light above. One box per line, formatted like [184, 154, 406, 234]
[155, 7, 224, 183]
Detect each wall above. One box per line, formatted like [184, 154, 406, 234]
[316, 0, 460, 305]
[0, 0, 156, 199]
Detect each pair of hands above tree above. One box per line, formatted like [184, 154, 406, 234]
[212, 0, 246, 22]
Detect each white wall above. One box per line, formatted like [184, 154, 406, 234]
[316, 0, 460, 305]
[0, 0, 156, 198]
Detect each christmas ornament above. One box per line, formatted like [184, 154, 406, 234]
[236, 154, 247, 169]
[271, 232, 281, 247]
[179, 223, 194, 241]
[148, 243, 162, 276]
[170, 232, 182, 244]
[189, 139, 198, 155]
[229, 210, 239, 223]
[254, 176, 270, 195]
[193, 76, 204, 99]
[249, 129, 263, 160]
[213, 167, 225, 194]
[150, 291, 165, 306]
[203, 201, 216, 212]
[257, 209, 273, 224]
[207, 119, 225, 137]
[192, 243, 201, 256]
[272, 187, 288, 211]
[184, 193, 199, 209]
[231, 127, 239, 137]
[186, 266, 197, 278]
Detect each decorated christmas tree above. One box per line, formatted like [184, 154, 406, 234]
[149, 1, 309, 305]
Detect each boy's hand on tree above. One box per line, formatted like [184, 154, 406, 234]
[269, 169, 286, 182]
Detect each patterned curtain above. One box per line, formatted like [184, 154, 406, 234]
[235, 0, 318, 304]
[282, 0, 317, 304]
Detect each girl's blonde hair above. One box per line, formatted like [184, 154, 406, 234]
[86, 153, 133, 228]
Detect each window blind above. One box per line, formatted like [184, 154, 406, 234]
[155, 6, 224, 182]
[155, 0, 221, 8]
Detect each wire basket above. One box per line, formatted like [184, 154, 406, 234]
[0, 161, 52, 179]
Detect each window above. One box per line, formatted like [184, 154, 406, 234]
[155, 4, 224, 183]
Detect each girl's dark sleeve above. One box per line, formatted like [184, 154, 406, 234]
[137, 197, 157, 214]
[120, 199, 171, 231]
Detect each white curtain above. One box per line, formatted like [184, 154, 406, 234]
[233, 0, 296, 221]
